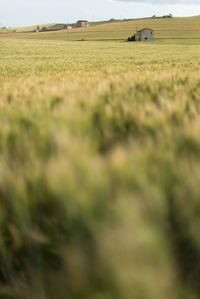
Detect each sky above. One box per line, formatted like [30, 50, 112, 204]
[1, 0, 200, 27]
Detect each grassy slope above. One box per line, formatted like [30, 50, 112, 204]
[1, 16, 200, 44]
[12, 23, 55, 32]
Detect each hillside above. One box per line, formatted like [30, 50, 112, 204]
[1, 16, 200, 44]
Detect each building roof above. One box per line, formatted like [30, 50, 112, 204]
[137, 28, 154, 33]
[77, 20, 89, 23]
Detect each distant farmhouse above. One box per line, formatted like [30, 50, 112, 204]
[128, 28, 154, 42]
[136, 28, 154, 41]
[76, 20, 89, 28]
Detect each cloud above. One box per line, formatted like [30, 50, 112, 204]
[115, 0, 200, 4]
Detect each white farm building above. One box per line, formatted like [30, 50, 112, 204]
[77, 20, 89, 28]
[136, 28, 154, 42]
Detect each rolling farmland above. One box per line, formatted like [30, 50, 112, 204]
[1, 16, 200, 43]
[1, 16, 200, 299]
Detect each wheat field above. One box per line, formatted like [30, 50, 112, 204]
[1, 18, 200, 299]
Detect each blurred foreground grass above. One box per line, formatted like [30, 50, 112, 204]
[1, 39, 200, 299]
